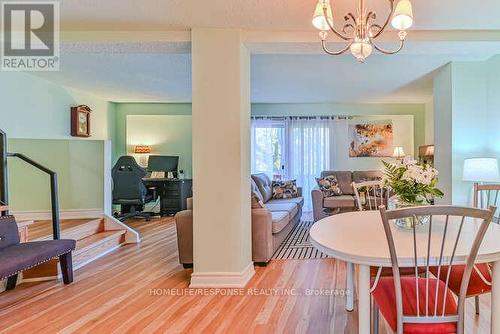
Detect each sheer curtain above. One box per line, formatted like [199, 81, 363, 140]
[286, 117, 335, 210]
[251, 116, 349, 210]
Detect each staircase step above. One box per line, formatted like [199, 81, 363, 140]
[74, 230, 126, 268]
[61, 218, 104, 241]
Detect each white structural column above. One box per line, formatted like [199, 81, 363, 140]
[190, 28, 254, 288]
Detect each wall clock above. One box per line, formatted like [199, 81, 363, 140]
[71, 105, 91, 137]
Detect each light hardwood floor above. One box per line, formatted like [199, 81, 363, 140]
[0, 217, 492, 333]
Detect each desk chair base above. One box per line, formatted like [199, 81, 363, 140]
[114, 204, 160, 222]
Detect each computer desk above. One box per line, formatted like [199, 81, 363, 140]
[142, 177, 193, 216]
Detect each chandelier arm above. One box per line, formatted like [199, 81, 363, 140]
[370, 38, 405, 55]
[323, 7, 351, 41]
[321, 39, 353, 56]
[370, 0, 395, 39]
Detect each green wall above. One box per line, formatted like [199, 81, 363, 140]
[113, 103, 191, 161]
[112, 102, 426, 175]
[0, 71, 112, 212]
[252, 103, 427, 154]
[7, 139, 104, 212]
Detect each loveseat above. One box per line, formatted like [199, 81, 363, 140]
[174, 174, 304, 267]
[312, 170, 382, 222]
[251, 174, 304, 264]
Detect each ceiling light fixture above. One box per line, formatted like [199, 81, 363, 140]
[312, 0, 413, 62]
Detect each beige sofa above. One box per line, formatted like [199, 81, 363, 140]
[174, 174, 304, 267]
[312, 170, 383, 222]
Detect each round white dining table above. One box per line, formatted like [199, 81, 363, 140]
[309, 210, 500, 334]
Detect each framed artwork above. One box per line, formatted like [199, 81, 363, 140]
[349, 121, 393, 157]
[71, 105, 91, 137]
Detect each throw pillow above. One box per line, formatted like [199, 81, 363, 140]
[272, 180, 299, 199]
[316, 175, 343, 197]
[251, 192, 265, 208]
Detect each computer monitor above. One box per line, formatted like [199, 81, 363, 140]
[147, 155, 179, 173]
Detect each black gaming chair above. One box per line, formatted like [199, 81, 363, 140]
[112, 156, 157, 222]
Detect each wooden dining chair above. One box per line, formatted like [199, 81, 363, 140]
[352, 180, 388, 211]
[374, 205, 495, 334]
[431, 184, 500, 315]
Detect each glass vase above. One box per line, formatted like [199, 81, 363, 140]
[387, 196, 430, 229]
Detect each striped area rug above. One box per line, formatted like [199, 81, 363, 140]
[272, 220, 330, 260]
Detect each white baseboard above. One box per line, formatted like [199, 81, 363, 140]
[189, 263, 255, 288]
[11, 209, 103, 221]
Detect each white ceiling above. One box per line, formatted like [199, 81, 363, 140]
[31, 0, 500, 103]
[61, 0, 500, 31]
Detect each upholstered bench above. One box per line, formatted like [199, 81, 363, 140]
[0, 215, 76, 290]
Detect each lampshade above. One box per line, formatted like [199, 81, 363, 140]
[350, 37, 372, 62]
[391, 0, 413, 30]
[392, 146, 406, 159]
[463, 158, 500, 182]
[312, 0, 333, 31]
[134, 145, 151, 154]
[419, 145, 434, 157]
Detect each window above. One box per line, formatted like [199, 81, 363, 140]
[251, 118, 286, 179]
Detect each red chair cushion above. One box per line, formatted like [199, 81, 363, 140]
[372, 277, 457, 334]
[430, 264, 492, 296]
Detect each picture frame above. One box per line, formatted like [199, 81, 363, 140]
[71, 105, 91, 137]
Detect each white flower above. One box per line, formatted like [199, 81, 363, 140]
[403, 156, 417, 166]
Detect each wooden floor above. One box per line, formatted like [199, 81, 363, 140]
[0, 217, 492, 333]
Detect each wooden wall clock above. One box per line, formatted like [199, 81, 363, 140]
[71, 105, 91, 137]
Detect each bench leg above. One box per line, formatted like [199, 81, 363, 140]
[6, 274, 18, 290]
[59, 252, 74, 284]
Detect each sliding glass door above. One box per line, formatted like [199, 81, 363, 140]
[251, 117, 346, 210]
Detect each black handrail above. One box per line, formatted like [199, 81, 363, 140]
[0, 130, 60, 240]
[0, 129, 7, 214]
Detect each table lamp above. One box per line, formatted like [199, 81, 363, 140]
[134, 145, 151, 167]
[463, 158, 499, 206]
[392, 146, 406, 161]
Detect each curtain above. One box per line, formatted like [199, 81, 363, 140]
[251, 116, 349, 211]
[286, 117, 334, 210]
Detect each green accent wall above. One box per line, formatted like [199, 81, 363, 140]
[7, 139, 104, 212]
[0, 72, 112, 212]
[252, 103, 427, 155]
[113, 103, 191, 162]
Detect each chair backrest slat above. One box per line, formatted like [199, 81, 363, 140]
[378, 205, 495, 334]
[475, 184, 500, 223]
[352, 180, 386, 212]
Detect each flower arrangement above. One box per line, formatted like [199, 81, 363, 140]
[382, 157, 444, 205]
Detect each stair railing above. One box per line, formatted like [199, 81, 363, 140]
[0, 129, 61, 240]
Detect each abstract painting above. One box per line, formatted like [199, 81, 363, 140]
[349, 122, 393, 157]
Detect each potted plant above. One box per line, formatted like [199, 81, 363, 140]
[382, 157, 444, 228]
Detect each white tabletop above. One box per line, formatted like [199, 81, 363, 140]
[310, 210, 500, 267]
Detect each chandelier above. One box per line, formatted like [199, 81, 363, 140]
[312, 0, 414, 62]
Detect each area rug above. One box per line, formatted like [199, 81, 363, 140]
[272, 220, 330, 260]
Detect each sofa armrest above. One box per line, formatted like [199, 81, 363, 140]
[251, 208, 273, 264]
[311, 187, 325, 222]
[174, 210, 193, 265]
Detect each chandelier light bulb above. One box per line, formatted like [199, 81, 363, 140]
[350, 37, 372, 63]
[391, 0, 413, 30]
[312, 0, 333, 31]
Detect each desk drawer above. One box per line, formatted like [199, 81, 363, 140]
[162, 198, 180, 209]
